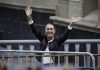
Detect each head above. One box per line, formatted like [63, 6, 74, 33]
[45, 23, 55, 40]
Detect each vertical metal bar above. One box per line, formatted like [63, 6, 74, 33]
[7, 56, 11, 70]
[97, 44, 100, 69]
[12, 55, 14, 70]
[42, 53, 44, 67]
[19, 44, 23, 70]
[97, 44, 100, 54]
[19, 44, 23, 50]
[30, 45, 34, 65]
[33, 53, 36, 65]
[19, 44, 23, 56]
[26, 53, 29, 67]
[7, 45, 12, 50]
[86, 43, 91, 52]
[64, 44, 69, 67]
[75, 44, 80, 68]
[58, 54, 60, 67]
[18, 55, 21, 70]
[52, 53, 55, 66]
[86, 43, 91, 68]
[7, 45, 12, 70]
[84, 55, 86, 68]
[50, 54, 51, 67]
[30, 45, 34, 51]
[64, 44, 69, 52]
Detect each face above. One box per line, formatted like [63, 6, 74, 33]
[45, 24, 55, 38]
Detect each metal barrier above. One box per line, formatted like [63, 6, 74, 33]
[0, 39, 100, 69]
[0, 50, 95, 70]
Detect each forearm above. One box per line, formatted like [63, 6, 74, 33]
[27, 15, 34, 25]
[27, 15, 32, 21]
[58, 25, 72, 44]
[29, 23, 44, 41]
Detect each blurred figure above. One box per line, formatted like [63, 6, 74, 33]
[43, 64, 76, 70]
[62, 64, 76, 70]
[0, 59, 7, 70]
[27, 56, 42, 70]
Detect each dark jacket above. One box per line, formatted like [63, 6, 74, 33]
[29, 24, 71, 64]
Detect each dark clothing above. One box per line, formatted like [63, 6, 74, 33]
[29, 24, 71, 64]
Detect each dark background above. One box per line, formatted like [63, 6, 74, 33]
[0, 7, 100, 40]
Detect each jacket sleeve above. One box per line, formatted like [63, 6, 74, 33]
[57, 28, 71, 45]
[29, 24, 44, 41]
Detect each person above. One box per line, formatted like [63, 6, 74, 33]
[25, 6, 81, 66]
[0, 59, 7, 70]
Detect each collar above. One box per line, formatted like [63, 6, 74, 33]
[48, 37, 54, 42]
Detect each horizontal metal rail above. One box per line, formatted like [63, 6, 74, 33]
[0, 50, 95, 70]
[0, 39, 100, 44]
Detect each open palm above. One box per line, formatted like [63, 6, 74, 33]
[25, 5, 32, 16]
[71, 16, 81, 23]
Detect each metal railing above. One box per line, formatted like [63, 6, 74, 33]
[0, 50, 95, 70]
[0, 39, 100, 69]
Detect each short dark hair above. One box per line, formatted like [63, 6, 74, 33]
[46, 23, 55, 29]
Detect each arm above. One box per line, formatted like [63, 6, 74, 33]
[25, 6, 44, 41]
[57, 16, 81, 44]
[57, 24, 72, 44]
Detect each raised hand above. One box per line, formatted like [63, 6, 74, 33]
[25, 5, 33, 24]
[25, 5, 32, 16]
[68, 16, 81, 30]
[71, 16, 81, 23]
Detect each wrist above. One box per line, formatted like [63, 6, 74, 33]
[29, 20, 34, 25]
[68, 25, 72, 30]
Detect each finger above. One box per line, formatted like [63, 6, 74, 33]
[77, 17, 81, 20]
[75, 17, 81, 22]
[27, 5, 31, 9]
[25, 5, 30, 11]
[74, 17, 81, 22]
[71, 16, 77, 19]
[25, 6, 27, 11]
[26, 5, 30, 9]
[26, 6, 28, 10]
